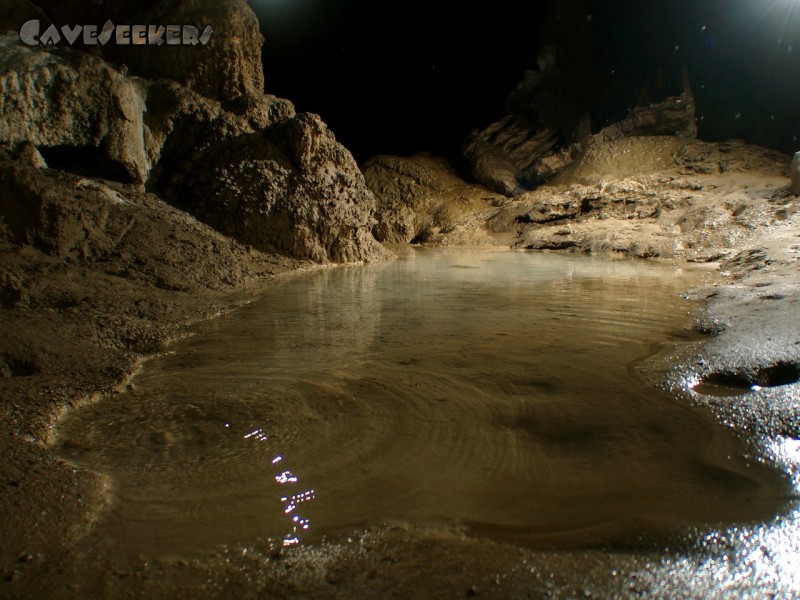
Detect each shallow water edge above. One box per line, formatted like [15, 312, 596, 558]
[52, 249, 796, 564]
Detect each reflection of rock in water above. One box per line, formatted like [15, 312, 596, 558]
[296, 265, 383, 365]
[54, 250, 792, 557]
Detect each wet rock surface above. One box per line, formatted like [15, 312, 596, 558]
[0, 147, 311, 592]
[2, 135, 788, 599]
[0, 0, 387, 593]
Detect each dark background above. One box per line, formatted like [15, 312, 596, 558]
[253, 0, 800, 162]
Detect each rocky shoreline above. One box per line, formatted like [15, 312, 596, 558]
[2, 137, 799, 598]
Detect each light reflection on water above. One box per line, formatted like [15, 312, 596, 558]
[241, 426, 314, 547]
[54, 249, 794, 556]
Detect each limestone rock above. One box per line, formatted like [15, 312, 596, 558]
[6, 0, 263, 103]
[142, 80, 294, 178]
[15, 142, 47, 169]
[791, 152, 800, 195]
[488, 138, 790, 260]
[104, 0, 265, 103]
[463, 135, 529, 198]
[363, 154, 506, 245]
[0, 34, 150, 183]
[163, 113, 389, 263]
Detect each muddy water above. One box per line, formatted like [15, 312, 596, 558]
[55, 249, 790, 557]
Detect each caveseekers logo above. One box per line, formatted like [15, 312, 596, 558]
[19, 19, 214, 47]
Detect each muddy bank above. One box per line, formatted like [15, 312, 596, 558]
[0, 151, 316, 591]
[1, 134, 800, 598]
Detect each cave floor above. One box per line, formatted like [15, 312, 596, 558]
[2, 141, 800, 598]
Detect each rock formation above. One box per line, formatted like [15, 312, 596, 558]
[103, 0, 266, 103]
[792, 151, 800, 195]
[462, 0, 698, 199]
[589, 71, 697, 144]
[0, 148, 286, 296]
[488, 137, 793, 258]
[0, 0, 387, 263]
[464, 67, 697, 198]
[363, 154, 507, 246]
[462, 73, 585, 197]
[163, 112, 387, 263]
[0, 35, 151, 183]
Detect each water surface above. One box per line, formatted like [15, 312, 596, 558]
[56, 249, 789, 555]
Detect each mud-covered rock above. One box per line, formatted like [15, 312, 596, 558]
[0, 34, 150, 183]
[166, 113, 389, 263]
[363, 154, 506, 245]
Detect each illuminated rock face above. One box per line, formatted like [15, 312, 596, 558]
[463, 68, 697, 198]
[162, 112, 390, 263]
[792, 152, 800, 195]
[0, 35, 150, 183]
[0, 1, 387, 263]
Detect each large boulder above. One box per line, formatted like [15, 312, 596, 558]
[0, 34, 292, 185]
[0, 34, 150, 183]
[161, 113, 389, 263]
[142, 79, 295, 177]
[363, 154, 506, 245]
